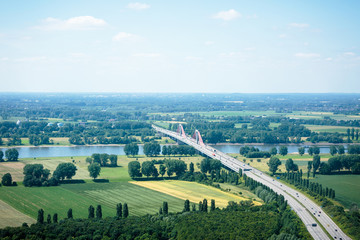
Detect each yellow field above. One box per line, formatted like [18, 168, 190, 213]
[0, 200, 35, 228]
[131, 180, 261, 208]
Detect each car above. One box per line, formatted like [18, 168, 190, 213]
[319, 211, 321, 213]
[318, 215, 320, 217]
[335, 229, 337, 232]
[311, 223, 317, 227]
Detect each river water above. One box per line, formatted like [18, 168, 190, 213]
[0, 144, 334, 159]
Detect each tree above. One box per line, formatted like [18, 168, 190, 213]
[189, 162, 194, 173]
[23, 164, 56, 187]
[0, 150, 3, 161]
[298, 147, 305, 156]
[330, 146, 338, 156]
[163, 202, 168, 215]
[128, 161, 142, 178]
[37, 209, 44, 224]
[88, 205, 95, 219]
[202, 199, 208, 212]
[124, 143, 139, 156]
[100, 153, 109, 166]
[307, 161, 312, 178]
[337, 145, 345, 154]
[143, 142, 161, 157]
[47, 214, 51, 224]
[285, 159, 295, 172]
[159, 164, 166, 177]
[183, 200, 190, 212]
[109, 154, 118, 167]
[67, 208, 73, 219]
[206, 131, 223, 144]
[319, 162, 331, 175]
[161, 145, 168, 156]
[5, 148, 19, 161]
[1, 172, 13, 186]
[211, 199, 216, 211]
[53, 213, 58, 223]
[270, 147, 277, 155]
[88, 163, 101, 179]
[141, 161, 157, 178]
[91, 153, 101, 165]
[123, 203, 129, 218]
[328, 158, 342, 172]
[53, 162, 77, 181]
[312, 155, 321, 177]
[279, 146, 288, 156]
[96, 205, 102, 219]
[116, 203, 122, 219]
[267, 156, 281, 175]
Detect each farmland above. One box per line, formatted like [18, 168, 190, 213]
[0, 154, 259, 227]
[311, 175, 360, 208]
[131, 180, 262, 207]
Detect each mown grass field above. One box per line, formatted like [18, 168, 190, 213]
[0, 184, 115, 220]
[63, 182, 185, 216]
[131, 180, 261, 208]
[311, 175, 360, 208]
[0, 200, 35, 228]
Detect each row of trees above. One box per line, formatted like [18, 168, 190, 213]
[282, 171, 336, 199]
[86, 153, 117, 167]
[37, 203, 129, 225]
[0, 148, 19, 162]
[128, 159, 188, 178]
[318, 155, 360, 174]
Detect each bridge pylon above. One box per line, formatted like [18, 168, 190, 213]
[192, 129, 205, 146]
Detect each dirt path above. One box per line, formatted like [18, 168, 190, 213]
[0, 200, 35, 228]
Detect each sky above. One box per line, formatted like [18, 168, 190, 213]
[0, 0, 359, 93]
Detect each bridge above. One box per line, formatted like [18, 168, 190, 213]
[153, 124, 351, 240]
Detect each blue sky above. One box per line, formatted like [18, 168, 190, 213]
[0, 0, 359, 93]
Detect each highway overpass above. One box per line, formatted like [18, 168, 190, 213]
[153, 124, 351, 240]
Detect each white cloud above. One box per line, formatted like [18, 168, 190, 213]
[112, 32, 137, 41]
[294, 53, 320, 58]
[288, 23, 309, 28]
[344, 52, 356, 56]
[127, 2, 150, 10]
[133, 53, 161, 57]
[35, 16, 107, 30]
[205, 41, 215, 46]
[244, 47, 256, 51]
[14, 56, 47, 62]
[325, 57, 333, 61]
[279, 34, 287, 38]
[213, 9, 241, 21]
[0, 57, 9, 61]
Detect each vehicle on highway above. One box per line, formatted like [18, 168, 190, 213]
[312, 223, 317, 227]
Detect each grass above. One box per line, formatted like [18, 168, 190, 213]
[304, 125, 360, 134]
[131, 180, 262, 208]
[311, 174, 360, 208]
[63, 182, 185, 216]
[0, 200, 35, 228]
[0, 184, 115, 220]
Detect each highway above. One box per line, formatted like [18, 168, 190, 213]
[153, 125, 351, 240]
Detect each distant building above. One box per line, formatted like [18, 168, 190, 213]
[57, 122, 64, 127]
[16, 120, 21, 125]
[47, 122, 54, 127]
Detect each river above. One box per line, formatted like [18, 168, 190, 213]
[0, 144, 334, 159]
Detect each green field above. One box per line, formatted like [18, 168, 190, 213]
[312, 175, 360, 208]
[304, 124, 360, 135]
